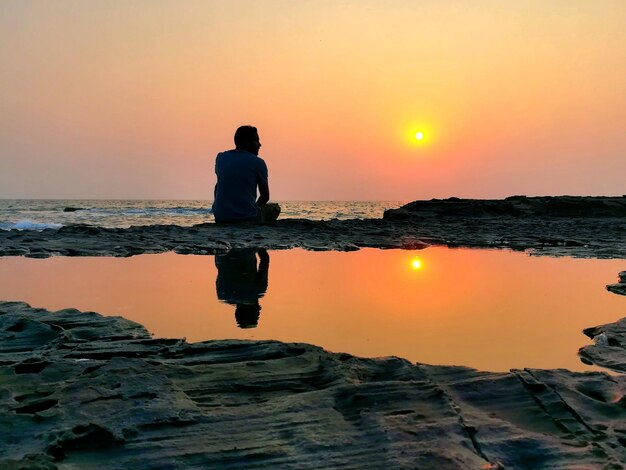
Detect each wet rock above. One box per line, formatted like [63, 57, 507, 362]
[384, 196, 626, 219]
[0, 301, 624, 468]
[580, 317, 626, 373]
[606, 270, 626, 296]
[0, 197, 624, 259]
[63, 207, 83, 212]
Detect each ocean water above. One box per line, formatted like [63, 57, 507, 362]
[0, 200, 404, 231]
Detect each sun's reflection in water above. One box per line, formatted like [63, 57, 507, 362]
[410, 256, 423, 271]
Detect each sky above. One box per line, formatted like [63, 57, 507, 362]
[1, 0, 624, 200]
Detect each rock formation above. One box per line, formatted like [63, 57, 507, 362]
[1, 197, 625, 259]
[607, 271, 626, 296]
[1, 301, 625, 469]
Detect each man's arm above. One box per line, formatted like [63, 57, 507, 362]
[255, 248, 269, 295]
[257, 181, 269, 206]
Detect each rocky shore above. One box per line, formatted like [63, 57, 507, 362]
[1, 196, 625, 468]
[0, 196, 625, 259]
[1, 300, 625, 469]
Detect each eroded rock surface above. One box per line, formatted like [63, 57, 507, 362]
[1, 196, 625, 259]
[607, 271, 626, 297]
[581, 317, 626, 374]
[1, 301, 625, 469]
[580, 271, 626, 374]
[383, 195, 626, 219]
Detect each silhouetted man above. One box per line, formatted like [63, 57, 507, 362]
[212, 126, 281, 223]
[215, 248, 270, 328]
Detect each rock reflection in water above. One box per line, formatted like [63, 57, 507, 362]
[215, 248, 269, 328]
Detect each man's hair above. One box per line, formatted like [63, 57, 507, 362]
[235, 303, 261, 328]
[234, 125, 258, 146]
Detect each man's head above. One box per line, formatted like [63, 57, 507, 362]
[235, 303, 261, 329]
[234, 125, 261, 155]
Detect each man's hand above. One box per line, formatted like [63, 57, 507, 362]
[257, 181, 270, 206]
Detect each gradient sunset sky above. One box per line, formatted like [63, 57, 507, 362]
[1, 1, 624, 200]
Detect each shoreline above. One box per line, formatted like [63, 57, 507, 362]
[1, 196, 625, 259]
[1, 195, 625, 467]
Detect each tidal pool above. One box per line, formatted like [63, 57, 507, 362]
[0, 247, 623, 372]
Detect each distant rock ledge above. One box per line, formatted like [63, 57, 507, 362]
[383, 195, 626, 219]
[1, 300, 625, 468]
[1, 196, 625, 259]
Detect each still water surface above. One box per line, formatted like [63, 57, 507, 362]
[0, 248, 623, 372]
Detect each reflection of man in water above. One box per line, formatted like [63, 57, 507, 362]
[212, 126, 281, 223]
[215, 248, 269, 328]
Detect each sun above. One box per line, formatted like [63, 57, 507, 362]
[404, 123, 432, 147]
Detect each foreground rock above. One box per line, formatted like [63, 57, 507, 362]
[1, 301, 625, 469]
[607, 271, 626, 297]
[580, 317, 626, 374]
[1, 196, 625, 259]
[579, 273, 626, 374]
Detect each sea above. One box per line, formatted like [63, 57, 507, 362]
[0, 200, 405, 231]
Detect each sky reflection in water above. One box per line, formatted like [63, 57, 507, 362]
[0, 248, 623, 372]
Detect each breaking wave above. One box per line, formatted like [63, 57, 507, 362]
[0, 219, 63, 231]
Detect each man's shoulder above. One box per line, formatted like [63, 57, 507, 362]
[217, 150, 266, 164]
[216, 149, 236, 159]
[217, 149, 261, 157]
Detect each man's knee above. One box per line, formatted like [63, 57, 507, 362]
[260, 203, 281, 222]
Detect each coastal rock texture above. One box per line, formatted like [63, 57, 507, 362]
[383, 195, 626, 219]
[0, 196, 625, 259]
[580, 317, 626, 374]
[1, 301, 625, 469]
[607, 271, 626, 297]
[579, 274, 626, 374]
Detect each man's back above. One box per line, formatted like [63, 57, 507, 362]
[212, 149, 268, 223]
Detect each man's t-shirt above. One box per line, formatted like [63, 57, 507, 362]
[215, 248, 268, 305]
[212, 149, 268, 222]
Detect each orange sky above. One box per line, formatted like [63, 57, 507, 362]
[1, 1, 624, 200]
